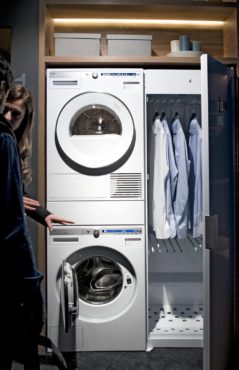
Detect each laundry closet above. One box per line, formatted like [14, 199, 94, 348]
[144, 56, 236, 369]
[38, 1, 238, 370]
[145, 68, 203, 349]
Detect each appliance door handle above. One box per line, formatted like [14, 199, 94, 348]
[205, 215, 218, 250]
[61, 260, 79, 333]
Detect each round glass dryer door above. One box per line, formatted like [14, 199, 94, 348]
[55, 92, 136, 175]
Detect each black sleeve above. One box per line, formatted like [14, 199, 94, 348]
[26, 206, 51, 227]
[0, 132, 38, 277]
[24, 189, 52, 227]
[0, 134, 27, 240]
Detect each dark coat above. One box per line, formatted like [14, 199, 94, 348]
[0, 114, 38, 277]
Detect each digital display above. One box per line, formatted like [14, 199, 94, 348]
[101, 73, 138, 77]
[102, 229, 141, 234]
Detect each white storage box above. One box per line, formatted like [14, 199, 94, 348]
[106, 34, 152, 56]
[54, 33, 101, 56]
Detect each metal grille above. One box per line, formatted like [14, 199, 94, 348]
[149, 232, 202, 254]
[148, 304, 203, 335]
[110, 173, 142, 199]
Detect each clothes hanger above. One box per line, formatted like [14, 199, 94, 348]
[153, 111, 159, 121]
[187, 112, 198, 134]
[160, 111, 165, 120]
[190, 112, 197, 121]
[172, 112, 178, 123]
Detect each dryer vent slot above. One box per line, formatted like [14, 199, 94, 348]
[52, 80, 78, 86]
[110, 173, 142, 199]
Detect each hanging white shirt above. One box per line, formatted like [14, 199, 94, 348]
[148, 117, 156, 230]
[152, 117, 171, 239]
[162, 118, 178, 238]
[188, 117, 202, 238]
[172, 118, 190, 239]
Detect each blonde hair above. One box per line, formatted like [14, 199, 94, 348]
[7, 84, 34, 185]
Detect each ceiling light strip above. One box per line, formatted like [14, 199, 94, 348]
[53, 18, 224, 27]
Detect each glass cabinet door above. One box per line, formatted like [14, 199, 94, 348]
[201, 54, 236, 370]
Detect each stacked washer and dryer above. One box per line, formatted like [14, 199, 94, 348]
[46, 69, 146, 351]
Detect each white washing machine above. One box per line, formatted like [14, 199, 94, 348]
[47, 224, 146, 351]
[46, 68, 145, 203]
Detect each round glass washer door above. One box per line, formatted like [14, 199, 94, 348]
[60, 246, 137, 330]
[55, 92, 136, 175]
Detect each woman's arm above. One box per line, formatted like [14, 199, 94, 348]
[24, 193, 74, 229]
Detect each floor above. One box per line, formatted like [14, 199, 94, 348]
[12, 348, 203, 370]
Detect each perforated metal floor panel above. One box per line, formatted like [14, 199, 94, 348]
[148, 304, 203, 348]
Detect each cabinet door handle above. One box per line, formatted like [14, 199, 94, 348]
[205, 215, 218, 250]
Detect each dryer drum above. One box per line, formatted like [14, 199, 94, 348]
[70, 105, 122, 135]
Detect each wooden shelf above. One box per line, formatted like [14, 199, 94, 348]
[47, 3, 236, 21]
[44, 55, 238, 67]
[44, 55, 200, 65]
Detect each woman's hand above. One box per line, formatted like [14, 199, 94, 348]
[23, 196, 40, 210]
[44, 214, 75, 231]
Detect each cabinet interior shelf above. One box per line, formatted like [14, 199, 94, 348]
[46, 1, 237, 20]
[44, 55, 237, 67]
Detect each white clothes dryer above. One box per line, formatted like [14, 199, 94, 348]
[46, 69, 145, 202]
[47, 225, 146, 351]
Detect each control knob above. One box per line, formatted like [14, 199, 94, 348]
[93, 229, 100, 238]
[92, 72, 98, 79]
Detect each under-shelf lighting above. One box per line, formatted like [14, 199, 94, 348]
[53, 18, 224, 28]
